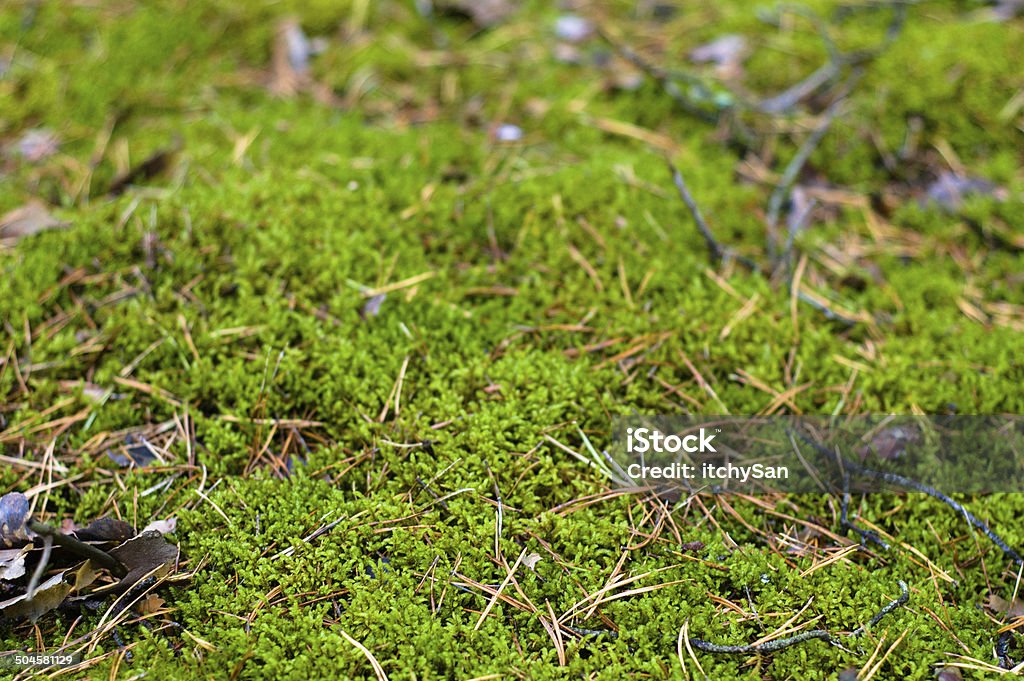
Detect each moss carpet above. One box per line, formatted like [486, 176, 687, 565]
[2, 1, 1023, 678]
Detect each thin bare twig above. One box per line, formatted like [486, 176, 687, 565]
[690, 581, 908, 654]
[27, 518, 128, 578]
[767, 87, 852, 263]
[668, 162, 724, 263]
[598, 28, 723, 123]
[570, 581, 909, 656]
[795, 432, 1024, 565]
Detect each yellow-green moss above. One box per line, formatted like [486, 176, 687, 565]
[2, 0, 1023, 678]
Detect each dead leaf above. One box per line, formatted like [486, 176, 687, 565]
[16, 128, 59, 162]
[0, 573, 69, 623]
[136, 593, 166, 615]
[0, 201, 66, 243]
[985, 593, 1024, 620]
[107, 531, 179, 591]
[361, 293, 386, 319]
[0, 492, 32, 548]
[0, 560, 96, 623]
[107, 142, 180, 196]
[924, 171, 1008, 212]
[689, 35, 748, 79]
[0, 545, 31, 581]
[522, 552, 542, 570]
[73, 518, 136, 544]
[857, 425, 921, 461]
[142, 518, 177, 536]
[106, 435, 160, 468]
[437, 0, 516, 27]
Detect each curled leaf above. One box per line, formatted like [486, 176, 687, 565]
[0, 560, 96, 623]
[0, 545, 31, 581]
[136, 593, 166, 615]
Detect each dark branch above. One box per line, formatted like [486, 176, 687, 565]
[27, 518, 128, 578]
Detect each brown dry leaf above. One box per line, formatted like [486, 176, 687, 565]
[136, 593, 166, 615]
[73, 517, 137, 543]
[0, 560, 96, 623]
[0, 200, 66, 242]
[107, 531, 180, 591]
[985, 593, 1024, 620]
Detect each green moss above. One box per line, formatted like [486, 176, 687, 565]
[1, 0, 1022, 678]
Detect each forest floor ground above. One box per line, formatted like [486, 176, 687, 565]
[2, 1, 1024, 679]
